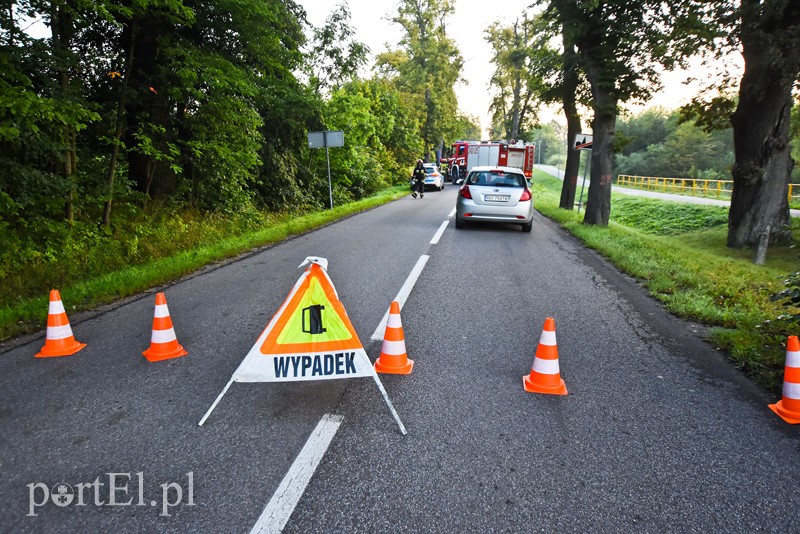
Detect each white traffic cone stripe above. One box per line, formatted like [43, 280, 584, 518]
[47, 324, 74, 340]
[49, 300, 66, 314]
[532, 358, 560, 375]
[783, 381, 800, 400]
[154, 304, 170, 318]
[387, 314, 403, 328]
[787, 349, 800, 368]
[151, 327, 177, 344]
[538, 330, 557, 346]
[381, 339, 407, 354]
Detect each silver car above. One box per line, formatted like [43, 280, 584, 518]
[455, 166, 534, 232]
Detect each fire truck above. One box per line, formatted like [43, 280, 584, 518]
[440, 140, 536, 182]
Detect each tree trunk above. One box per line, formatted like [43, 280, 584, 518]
[727, 0, 796, 248]
[104, 22, 137, 227]
[581, 55, 616, 226]
[51, 3, 76, 224]
[583, 106, 614, 225]
[560, 110, 582, 209]
[559, 37, 581, 210]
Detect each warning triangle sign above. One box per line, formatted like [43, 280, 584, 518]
[232, 257, 374, 383]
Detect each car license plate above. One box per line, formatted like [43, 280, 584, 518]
[485, 194, 509, 201]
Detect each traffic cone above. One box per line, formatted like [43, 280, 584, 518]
[523, 317, 567, 395]
[769, 336, 800, 424]
[142, 292, 188, 362]
[374, 301, 414, 374]
[35, 290, 86, 358]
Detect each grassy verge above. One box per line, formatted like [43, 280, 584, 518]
[531, 170, 799, 393]
[0, 186, 409, 342]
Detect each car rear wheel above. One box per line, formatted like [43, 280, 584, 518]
[521, 221, 532, 232]
[455, 218, 465, 229]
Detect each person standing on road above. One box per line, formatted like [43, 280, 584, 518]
[412, 159, 426, 199]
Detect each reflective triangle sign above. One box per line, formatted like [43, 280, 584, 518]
[232, 257, 375, 382]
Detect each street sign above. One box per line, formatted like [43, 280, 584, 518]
[573, 133, 593, 150]
[308, 130, 344, 148]
[307, 131, 345, 209]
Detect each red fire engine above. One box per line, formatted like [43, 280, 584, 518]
[440, 140, 535, 181]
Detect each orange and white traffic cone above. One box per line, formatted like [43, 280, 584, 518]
[35, 289, 86, 358]
[374, 301, 414, 374]
[769, 335, 800, 424]
[142, 292, 188, 362]
[523, 317, 567, 395]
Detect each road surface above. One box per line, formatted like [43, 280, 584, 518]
[1, 184, 798, 532]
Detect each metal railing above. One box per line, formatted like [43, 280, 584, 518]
[616, 175, 799, 205]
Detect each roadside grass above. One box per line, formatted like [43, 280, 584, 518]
[0, 186, 409, 342]
[531, 170, 800, 393]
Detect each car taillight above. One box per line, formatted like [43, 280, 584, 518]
[460, 186, 472, 199]
[520, 189, 531, 201]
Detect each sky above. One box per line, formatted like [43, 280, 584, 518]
[298, 0, 740, 138]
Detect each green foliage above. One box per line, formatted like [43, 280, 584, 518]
[306, 3, 370, 95]
[678, 95, 737, 132]
[614, 108, 734, 180]
[769, 272, 800, 325]
[485, 14, 542, 139]
[0, 0, 433, 340]
[0, 186, 409, 340]
[382, 0, 463, 158]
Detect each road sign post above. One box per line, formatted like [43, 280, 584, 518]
[308, 130, 344, 209]
[573, 133, 593, 213]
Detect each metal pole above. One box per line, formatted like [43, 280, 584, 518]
[326, 144, 333, 210]
[372, 373, 407, 435]
[198, 377, 234, 426]
[577, 150, 590, 213]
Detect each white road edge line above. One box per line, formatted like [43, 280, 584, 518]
[430, 220, 449, 244]
[370, 254, 430, 341]
[250, 413, 344, 534]
[448, 207, 456, 218]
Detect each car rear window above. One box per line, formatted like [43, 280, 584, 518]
[467, 171, 525, 187]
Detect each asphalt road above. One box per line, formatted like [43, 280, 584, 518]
[1, 183, 798, 533]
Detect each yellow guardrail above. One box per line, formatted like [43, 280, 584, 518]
[616, 175, 799, 205]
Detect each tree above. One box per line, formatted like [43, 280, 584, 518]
[305, 2, 369, 96]
[678, 1, 799, 248]
[485, 15, 539, 140]
[546, 0, 715, 225]
[727, 0, 800, 247]
[384, 0, 463, 161]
